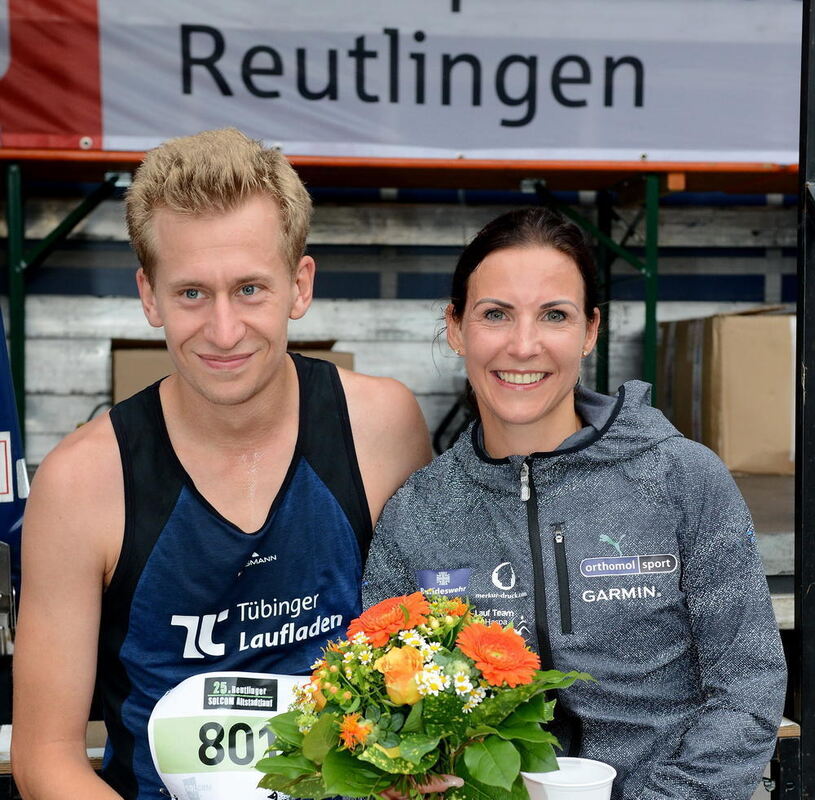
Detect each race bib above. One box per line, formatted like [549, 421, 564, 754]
[148, 671, 304, 800]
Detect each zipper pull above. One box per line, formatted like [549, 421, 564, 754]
[520, 461, 531, 502]
[553, 526, 564, 545]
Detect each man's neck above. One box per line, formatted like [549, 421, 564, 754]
[160, 356, 299, 452]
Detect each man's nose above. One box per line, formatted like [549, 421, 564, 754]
[205, 296, 246, 350]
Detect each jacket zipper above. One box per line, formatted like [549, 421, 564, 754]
[552, 524, 573, 634]
[521, 459, 554, 669]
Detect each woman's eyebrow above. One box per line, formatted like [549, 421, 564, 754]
[473, 298, 513, 308]
[472, 298, 579, 310]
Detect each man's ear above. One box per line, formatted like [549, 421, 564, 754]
[136, 268, 163, 328]
[445, 303, 464, 356]
[289, 256, 316, 320]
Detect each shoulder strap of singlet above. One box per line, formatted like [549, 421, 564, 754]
[291, 353, 374, 560]
[100, 381, 187, 799]
[105, 381, 186, 605]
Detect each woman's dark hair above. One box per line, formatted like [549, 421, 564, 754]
[449, 207, 599, 319]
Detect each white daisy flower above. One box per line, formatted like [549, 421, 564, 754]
[453, 673, 474, 696]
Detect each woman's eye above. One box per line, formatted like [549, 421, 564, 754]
[544, 309, 567, 322]
[484, 308, 506, 321]
[240, 285, 259, 296]
[184, 288, 200, 300]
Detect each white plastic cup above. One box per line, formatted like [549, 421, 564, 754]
[522, 757, 617, 800]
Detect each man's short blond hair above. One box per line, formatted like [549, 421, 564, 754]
[126, 128, 312, 282]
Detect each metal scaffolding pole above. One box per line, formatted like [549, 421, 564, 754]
[795, 0, 815, 794]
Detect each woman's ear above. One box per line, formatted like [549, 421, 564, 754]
[445, 303, 464, 356]
[583, 307, 601, 355]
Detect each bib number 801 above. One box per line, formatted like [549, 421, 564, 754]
[198, 721, 274, 766]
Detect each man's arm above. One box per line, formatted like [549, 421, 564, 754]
[634, 447, 786, 800]
[339, 371, 432, 525]
[12, 417, 125, 800]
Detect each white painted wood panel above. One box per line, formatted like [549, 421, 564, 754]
[1, 199, 797, 249]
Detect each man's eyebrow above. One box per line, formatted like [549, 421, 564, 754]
[166, 274, 269, 290]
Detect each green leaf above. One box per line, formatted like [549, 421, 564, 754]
[518, 740, 559, 773]
[463, 736, 521, 791]
[379, 731, 400, 749]
[255, 752, 316, 778]
[366, 705, 382, 723]
[388, 712, 405, 732]
[257, 772, 300, 792]
[267, 711, 304, 748]
[506, 695, 557, 725]
[321, 748, 393, 796]
[258, 772, 335, 799]
[449, 758, 529, 800]
[465, 681, 545, 730]
[402, 699, 424, 733]
[287, 775, 337, 799]
[358, 743, 439, 774]
[494, 723, 560, 744]
[533, 669, 594, 692]
[301, 713, 339, 764]
[423, 691, 470, 743]
[465, 724, 500, 739]
[399, 732, 440, 763]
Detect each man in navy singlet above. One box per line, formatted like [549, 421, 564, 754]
[12, 128, 432, 800]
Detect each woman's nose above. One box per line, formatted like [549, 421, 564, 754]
[506, 319, 544, 360]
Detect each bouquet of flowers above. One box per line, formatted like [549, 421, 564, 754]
[256, 592, 590, 799]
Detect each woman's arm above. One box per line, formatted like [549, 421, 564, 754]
[362, 486, 424, 608]
[634, 447, 786, 800]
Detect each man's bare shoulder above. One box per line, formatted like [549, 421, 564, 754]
[31, 413, 122, 512]
[336, 368, 431, 521]
[337, 368, 426, 439]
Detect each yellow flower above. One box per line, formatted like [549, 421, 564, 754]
[374, 645, 424, 705]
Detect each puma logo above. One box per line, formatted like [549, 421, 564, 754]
[600, 533, 626, 557]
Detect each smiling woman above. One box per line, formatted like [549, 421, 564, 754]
[363, 207, 787, 800]
[445, 222, 600, 457]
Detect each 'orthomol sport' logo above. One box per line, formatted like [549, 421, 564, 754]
[580, 554, 678, 578]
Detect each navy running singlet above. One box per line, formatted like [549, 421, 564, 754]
[99, 353, 372, 799]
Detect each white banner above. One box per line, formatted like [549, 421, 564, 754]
[0, 0, 802, 162]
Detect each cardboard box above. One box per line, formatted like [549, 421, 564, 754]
[658, 310, 795, 475]
[111, 340, 354, 404]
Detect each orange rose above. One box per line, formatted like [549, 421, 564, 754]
[456, 622, 541, 687]
[374, 645, 424, 705]
[347, 592, 431, 647]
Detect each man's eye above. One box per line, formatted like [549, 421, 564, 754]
[184, 288, 200, 300]
[240, 285, 259, 296]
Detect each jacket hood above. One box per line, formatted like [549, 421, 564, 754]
[452, 380, 683, 489]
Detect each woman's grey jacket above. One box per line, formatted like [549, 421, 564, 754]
[363, 381, 786, 800]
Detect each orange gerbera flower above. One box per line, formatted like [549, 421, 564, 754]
[338, 712, 373, 749]
[347, 592, 431, 647]
[456, 622, 541, 687]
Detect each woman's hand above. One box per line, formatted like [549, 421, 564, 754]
[381, 774, 465, 799]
